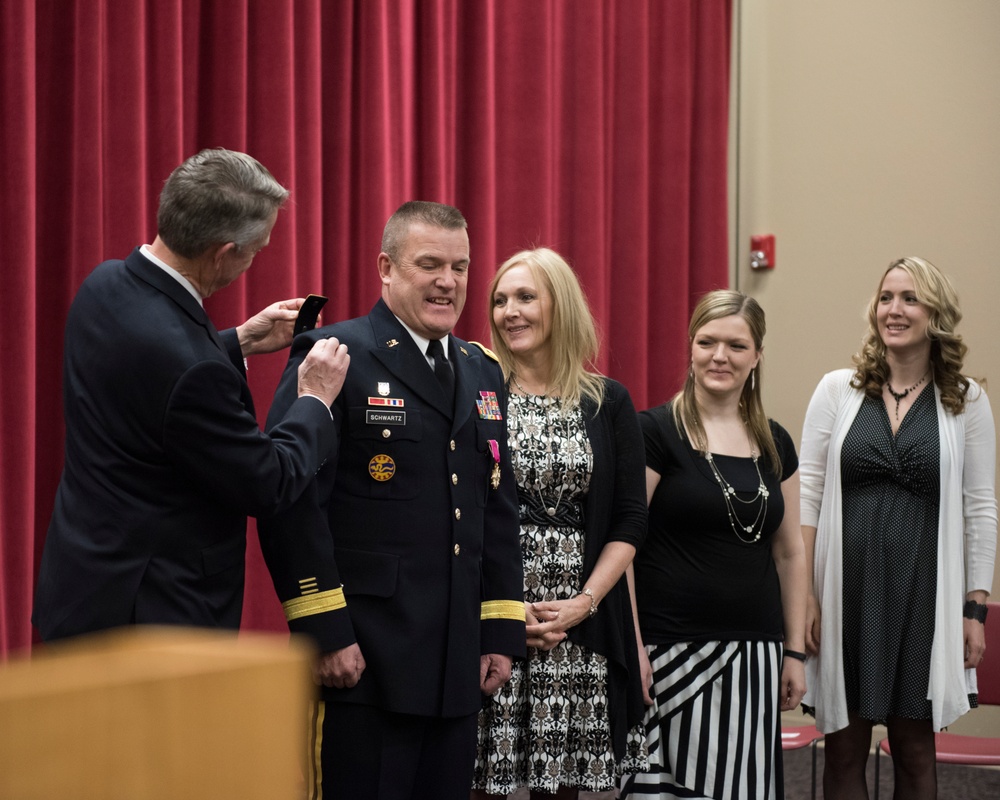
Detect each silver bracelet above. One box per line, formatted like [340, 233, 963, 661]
[581, 587, 598, 617]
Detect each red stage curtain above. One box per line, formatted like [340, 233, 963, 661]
[0, 0, 730, 655]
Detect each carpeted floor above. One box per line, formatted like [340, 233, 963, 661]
[782, 741, 1000, 799]
[508, 743, 1000, 798]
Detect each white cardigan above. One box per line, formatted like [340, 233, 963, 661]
[800, 369, 997, 733]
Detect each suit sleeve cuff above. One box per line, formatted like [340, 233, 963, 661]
[283, 590, 357, 653]
[480, 599, 525, 622]
[297, 393, 334, 420]
[219, 328, 246, 374]
[282, 586, 346, 620]
[480, 601, 527, 658]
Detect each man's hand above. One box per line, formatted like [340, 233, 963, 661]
[237, 298, 305, 356]
[298, 337, 350, 406]
[480, 653, 513, 695]
[314, 643, 366, 688]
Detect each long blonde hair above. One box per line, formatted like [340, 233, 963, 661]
[487, 248, 604, 411]
[672, 289, 781, 475]
[851, 256, 970, 414]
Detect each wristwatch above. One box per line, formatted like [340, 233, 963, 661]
[963, 600, 989, 623]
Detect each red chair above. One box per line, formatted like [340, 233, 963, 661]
[781, 723, 823, 800]
[874, 600, 1000, 798]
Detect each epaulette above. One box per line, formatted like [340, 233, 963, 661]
[468, 341, 499, 362]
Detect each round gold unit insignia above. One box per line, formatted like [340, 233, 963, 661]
[369, 454, 396, 482]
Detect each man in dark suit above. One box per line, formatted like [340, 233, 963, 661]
[258, 201, 525, 799]
[33, 148, 350, 641]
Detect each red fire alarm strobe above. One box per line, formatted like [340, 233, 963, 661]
[750, 234, 775, 270]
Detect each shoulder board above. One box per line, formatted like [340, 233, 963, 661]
[468, 341, 499, 362]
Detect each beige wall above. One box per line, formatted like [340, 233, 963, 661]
[733, 0, 1000, 735]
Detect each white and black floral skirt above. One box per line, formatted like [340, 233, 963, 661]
[472, 521, 647, 795]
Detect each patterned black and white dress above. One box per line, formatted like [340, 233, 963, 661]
[473, 391, 647, 795]
[840, 384, 946, 721]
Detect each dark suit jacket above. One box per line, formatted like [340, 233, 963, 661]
[258, 299, 525, 718]
[33, 248, 336, 640]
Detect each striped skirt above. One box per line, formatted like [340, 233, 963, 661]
[620, 640, 784, 800]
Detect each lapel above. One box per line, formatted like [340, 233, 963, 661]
[450, 337, 481, 431]
[123, 248, 227, 354]
[368, 300, 454, 420]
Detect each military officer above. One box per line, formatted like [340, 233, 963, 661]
[258, 201, 525, 800]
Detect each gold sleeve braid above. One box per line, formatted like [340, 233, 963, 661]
[282, 587, 346, 621]
[480, 599, 525, 622]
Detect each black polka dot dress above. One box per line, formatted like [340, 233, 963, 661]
[839, 384, 940, 723]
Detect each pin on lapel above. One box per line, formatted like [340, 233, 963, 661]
[387, 339, 399, 348]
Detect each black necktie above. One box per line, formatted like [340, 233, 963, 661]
[427, 338, 455, 410]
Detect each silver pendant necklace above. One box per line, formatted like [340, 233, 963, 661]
[512, 373, 548, 398]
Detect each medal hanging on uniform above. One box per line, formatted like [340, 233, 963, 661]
[488, 439, 501, 490]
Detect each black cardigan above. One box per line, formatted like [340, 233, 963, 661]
[564, 377, 648, 759]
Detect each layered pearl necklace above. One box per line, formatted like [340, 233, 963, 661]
[692, 418, 770, 544]
[704, 450, 770, 544]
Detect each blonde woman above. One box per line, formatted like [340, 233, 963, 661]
[622, 290, 806, 800]
[800, 257, 997, 799]
[472, 248, 648, 800]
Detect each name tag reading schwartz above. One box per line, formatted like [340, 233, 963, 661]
[366, 409, 406, 426]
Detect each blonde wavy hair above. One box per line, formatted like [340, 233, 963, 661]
[851, 256, 970, 414]
[672, 290, 781, 476]
[487, 248, 604, 412]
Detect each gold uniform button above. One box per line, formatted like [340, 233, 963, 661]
[382, 429, 391, 439]
[451, 473, 458, 485]
[450, 440, 456, 451]
[454, 508, 461, 520]
[454, 544, 461, 556]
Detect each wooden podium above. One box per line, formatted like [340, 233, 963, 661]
[0, 627, 316, 799]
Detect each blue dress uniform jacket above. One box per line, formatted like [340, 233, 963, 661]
[33, 249, 337, 640]
[259, 299, 526, 718]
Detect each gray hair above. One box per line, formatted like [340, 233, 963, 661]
[157, 148, 289, 258]
[381, 201, 467, 263]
